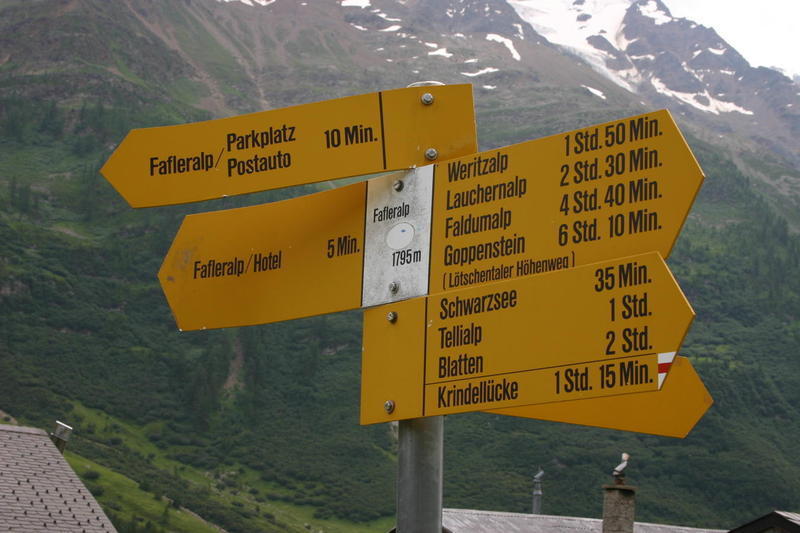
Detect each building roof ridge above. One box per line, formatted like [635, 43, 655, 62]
[0, 423, 48, 436]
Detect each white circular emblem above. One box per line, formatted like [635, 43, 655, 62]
[386, 222, 415, 250]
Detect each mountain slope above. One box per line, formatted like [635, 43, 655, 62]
[509, 0, 799, 165]
[1, 0, 800, 531]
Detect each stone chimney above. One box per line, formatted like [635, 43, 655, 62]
[49, 420, 72, 454]
[602, 453, 636, 533]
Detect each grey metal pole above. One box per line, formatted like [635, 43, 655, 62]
[391, 78, 449, 533]
[396, 415, 444, 533]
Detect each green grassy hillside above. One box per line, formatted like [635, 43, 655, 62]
[2, 1, 800, 531]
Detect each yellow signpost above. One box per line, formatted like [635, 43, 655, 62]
[427, 109, 704, 294]
[158, 182, 367, 331]
[360, 251, 694, 423]
[157, 109, 704, 332]
[102, 87, 710, 530]
[101, 85, 477, 207]
[488, 355, 712, 438]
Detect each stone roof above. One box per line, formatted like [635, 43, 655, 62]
[777, 511, 800, 526]
[442, 509, 727, 533]
[728, 510, 800, 532]
[0, 424, 117, 532]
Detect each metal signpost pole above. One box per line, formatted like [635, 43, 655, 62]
[393, 80, 447, 533]
[397, 416, 444, 532]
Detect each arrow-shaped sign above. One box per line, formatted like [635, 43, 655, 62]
[158, 180, 368, 331]
[101, 85, 477, 207]
[363, 109, 703, 303]
[423, 108, 704, 295]
[487, 355, 712, 438]
[159, 110, 702, 331]
[360, 252, 694, 423]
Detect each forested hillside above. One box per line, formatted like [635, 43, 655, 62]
[2, 1, 800, 532]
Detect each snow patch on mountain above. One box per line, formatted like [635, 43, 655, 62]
[377, 12, 402, 22]
[429, 48, 454, 58]
[217, 0, 276, 5]
[461, 67, 500, 77]
[508, 0, 630, 58]
[486, 34, 521, 61]
[508, 0, 641, 89]
[650, 78, 753, 115]
[582, 85, 607, 99]
[341, 0, 370, 7]
[637, 0, 670, 24]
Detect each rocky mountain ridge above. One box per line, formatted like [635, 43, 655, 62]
[215, 0, 799, 171]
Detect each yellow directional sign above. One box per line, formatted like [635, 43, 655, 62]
[360, 252, 694, 423]
[158, 182, 366, 331]
[101, 85, 477, 207]
[426, 109, 703, 294]
[488, 355, 712, 438]
[157, 110, 704, 332]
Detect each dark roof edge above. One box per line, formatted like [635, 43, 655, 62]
[729, 510, 800, 532]
[443, 509, 726, 532]
[0, 424, 49, 436]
